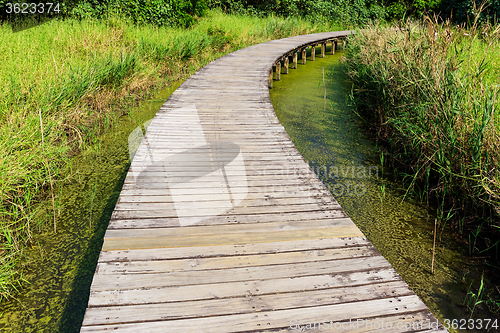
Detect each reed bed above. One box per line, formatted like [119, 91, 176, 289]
[0, 10, 339, 299]
[343, 18, 500, 259]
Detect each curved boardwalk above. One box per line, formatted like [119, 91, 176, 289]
[81, 32, 447, 332]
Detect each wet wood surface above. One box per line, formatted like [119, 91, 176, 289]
[80, 32, 448, 332]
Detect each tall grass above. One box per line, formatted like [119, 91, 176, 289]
[0, 10, 339, 299]
[343, 18, 500, 258]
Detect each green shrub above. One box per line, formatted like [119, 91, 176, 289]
[440, 0, 500, 24]
[207, 0, 387, 26]
[0, 0, 208, 27]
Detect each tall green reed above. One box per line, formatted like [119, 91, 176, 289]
[343, 17, 500, 254]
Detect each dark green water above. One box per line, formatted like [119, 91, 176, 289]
[0, 82, 181, 332]
[269, 49, 488, 332]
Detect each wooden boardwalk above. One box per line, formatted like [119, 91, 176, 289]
[81, 32, 448, 332]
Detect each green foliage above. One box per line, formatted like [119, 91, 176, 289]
[207, 0, 387, 26]
[379, 0, 443, 19]
[386, 1, 407, 19]
[440, 0, 500, 24]
[0, 0, 209, 27]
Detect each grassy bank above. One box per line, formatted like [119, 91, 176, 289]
[0, 9, 340, 299]
[343, 19, 500, 314]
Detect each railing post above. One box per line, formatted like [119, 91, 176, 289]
[293, 52, 297, 69]
[311, 44, 315, 61]
[301, 48, 306, 65]
[284, 57, 289, 74]
[276, 61, 281, 81]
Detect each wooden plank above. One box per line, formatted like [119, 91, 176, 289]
[128, 160, 313, 169]
[101, 225, 364, 250]
[104, 218, 355, 239]
[89, 255, 390, 291]
[116, 184, 332, 196]
[87, 267, 401, 305]
[123, 170, 308, 180]
[81, 295, 427, 332]
[110, 203, 343, 220]
[98, 236, 370, 262]
[115, 189, 331, 203]
[82, 281, 412, 325]
[107, 209, 347, 229]
[119, 179, 329, 190]
[97, 245, 377, 275]
[123, 174, 321, 184]
[112, 196, 337, 211]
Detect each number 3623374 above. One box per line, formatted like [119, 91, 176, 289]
[5, 3, 61, 15]
[443, 318, 498, 330]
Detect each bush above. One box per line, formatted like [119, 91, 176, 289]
[440, 0, 500, 24]
[0, 0, 208, 27]
[207, 0, 387, 26]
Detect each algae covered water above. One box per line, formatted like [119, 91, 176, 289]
[0, 82, 181, 332]
[269, 51, 484, 332]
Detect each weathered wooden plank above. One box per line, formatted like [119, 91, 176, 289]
[87, 267, 400, 305]
[128, 156, 308, 164]
[128, 159, 314, 168]
[115, 186, 332, 199]
[107, 209, 347, 229]
[97, 245, 377, 275]
[98, 236, 370, 262]
[110, 203, 344, 220]
[89, 255, 390, 292]
[101, 225, 363, 250]
[104, 218, 355, 239]
[115, 192, 331, 204]
[82, 281, 412, 326]
[123, 172, 316, 182]
[113, 197, 336, 211]
[126, 167, 311, 175]
[82, 295, 426, 332]
[129, 146, 297, 153]
[117, 182, 329, 195]
[123, 178, 332, 188]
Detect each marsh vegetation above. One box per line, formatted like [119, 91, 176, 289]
[344, 15, 500, 317]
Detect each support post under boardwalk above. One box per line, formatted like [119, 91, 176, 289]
[321, 43, 325, 58]
[311, 44, 315, 61]
[301, 48, 306, 65]
[293, 52, 297, 69]
[332, 40, 337, 54]
[268, 69, 273, 88]
[275, 62, 281, 81]
[284, 57, 289, 74]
